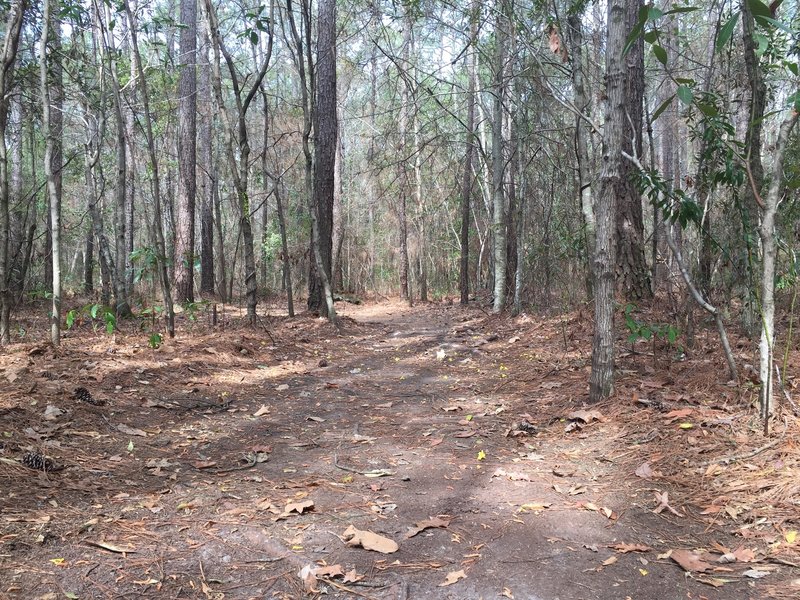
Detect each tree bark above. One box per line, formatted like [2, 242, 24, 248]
[198, 29, 214, 296]
[758, 113, 798, 419]
[203, 0, 273, 324]
[614, 0, 650, 300]
[125, 0, 176, 337]
[589, 0, 627, 402]
[566, 10, 596, 290]
[491, 0, 507, 313]
[175, 0, 197, 304]
[309, 0, 337, 321]
[41, 0, 62, 346]
[95, 1, 132, 316]
[459, 0, 478, 306]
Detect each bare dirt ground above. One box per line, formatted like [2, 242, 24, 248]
[1, 299, 799, 599]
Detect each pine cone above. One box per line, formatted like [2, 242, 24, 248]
[74, 386, 105, 406]
[21, 451, 62, 472]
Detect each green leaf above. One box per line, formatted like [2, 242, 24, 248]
[66, 310, 76, 329]
[90, 304, 100, 319]
[675, 77, 695, 85]
[651, 94, 675, 122]
[647, 7, 664, 20]
[697, 102, 719, 117]
[652, 44, 668, 65]
[644, 29, 659, 44]
[664, 6, 701, 15]
[677, 85, 693, 105]
[747, 0, 771, 20]
[715, 12, 740, 53]
[787, 63, 799, 77]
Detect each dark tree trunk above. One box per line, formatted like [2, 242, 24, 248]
[308, 0, 337, 320]
[614, 0, 650, 300]
[459, 0, 478, 306]
[174, 0, 197, 304]
[198, 29, 214, 296]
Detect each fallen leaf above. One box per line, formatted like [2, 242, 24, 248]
[298, 564, 319, 593]
[86, 540, 137, 554]
[253, 405, 271, 417]
[664, 408, 693, 422]
[567, 409, 603, 423]
[376, 402, 393, 409]
[742, 569, 770, 579]
[518, 501, 551, 513]
[342, 568, 364, 583]
[438, 569, 466, 587]
[601, 556, 618, 566]
[786, 530, 797, 544]
[284, 499, 314, 515]
[635, 462, 653, 479]
[671, 549, 712, 573]
[732, 546, 756, 562]
[501, 587, 514, 599]
[405, 516, 451, 539]
[476, 450, 486, 461]
[454, 430, 477, 438]
[342, 525, 398, 553]
[313, 564, 344, 578]
[117, 424, 148, 437]
[609, 543, 651, 554]
[306, 415, 326, 422]
[192, 460, 217, 469]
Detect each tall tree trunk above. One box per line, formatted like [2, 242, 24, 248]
[0, 2, 25, 343]
[274, 178, 294, 316]
[566, 10, 596, 291]
[175, 0, 197, 304]
[95, 1, 132, 316]
[125, 1, 176, 337]
[615, 0, 650, 300]
[459, 2, 477, 305]
[309, 0, 337, 321]
[491, 0, 507, 314]
[41, 0, 62, 346]
[589, 0, 627, 402]
[758, 113, 798, 421]
[203, 0, 272, 324]
[198, 30, 215, 296]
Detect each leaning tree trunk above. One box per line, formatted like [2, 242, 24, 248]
[589, 0, 627, 403]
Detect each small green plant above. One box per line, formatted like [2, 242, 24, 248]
[181, 299, 208, 325]
[624, 303, 681, 366]
[66, 303, 116, 335]
[148, 333, 163, 349]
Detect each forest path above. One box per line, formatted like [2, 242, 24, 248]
[0, 300, 789, 599]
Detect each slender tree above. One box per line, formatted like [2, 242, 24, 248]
[589, 0, 628, 402]
[41, 0, 62, 346]
[125, 0, 176, 337]
[491, 0, 508, 313]
[0, 1, 26, 344]
[175, 0, 197, 303]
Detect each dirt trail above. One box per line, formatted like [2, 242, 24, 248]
[0, 301, 792, 599]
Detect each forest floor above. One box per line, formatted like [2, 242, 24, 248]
[1, 298, 800, 600]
